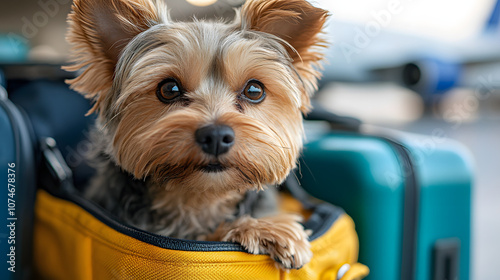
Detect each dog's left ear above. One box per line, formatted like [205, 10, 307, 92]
[64, 0, 167, 115]
[239, 0, 329, 113]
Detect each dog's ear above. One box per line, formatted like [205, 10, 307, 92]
[64, 0, 167, 114]
[239, 0, 328, 113]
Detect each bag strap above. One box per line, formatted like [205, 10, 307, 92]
[40, 137, 76, 195]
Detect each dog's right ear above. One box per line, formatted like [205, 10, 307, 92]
[238, 0, 328, 114]
[64, 0, 167, 114]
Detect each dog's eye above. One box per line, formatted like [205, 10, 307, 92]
[157, 79, 182, 103]
[242, 80, 265, 103]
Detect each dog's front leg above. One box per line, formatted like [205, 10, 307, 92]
[209, 214, 312, 270]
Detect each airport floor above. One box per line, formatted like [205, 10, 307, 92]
[317, 84, 500, 280]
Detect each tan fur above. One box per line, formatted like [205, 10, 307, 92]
[150, 187, 243, 239]
[65, 0, 328, 270]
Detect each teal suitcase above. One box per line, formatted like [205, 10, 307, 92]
[298, 113, 473, 280]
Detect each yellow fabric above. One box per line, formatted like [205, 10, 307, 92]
[34, 190, 369, 280]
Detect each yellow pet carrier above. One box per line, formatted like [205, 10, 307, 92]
[33, 138, 369, 280]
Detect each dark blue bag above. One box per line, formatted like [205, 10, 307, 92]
[0, 84, 36, 280]
[0, 77, 92, 279]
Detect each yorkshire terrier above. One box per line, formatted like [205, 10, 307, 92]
[65, 0, 327, 270]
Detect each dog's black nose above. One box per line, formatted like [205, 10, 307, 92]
[195, 125, 235, 156]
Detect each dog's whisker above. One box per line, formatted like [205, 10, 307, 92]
[101, 98, 142, 130]
[101, 112, 122, 130]
[267, 126, 292, 150]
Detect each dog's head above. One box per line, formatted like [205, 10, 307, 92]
[66, 0, 328, 192]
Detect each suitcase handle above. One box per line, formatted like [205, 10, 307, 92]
[305, 101, 362, 131]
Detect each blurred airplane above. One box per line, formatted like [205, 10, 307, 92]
[321, 0, 500, 103]
[1, 0, 498, 103]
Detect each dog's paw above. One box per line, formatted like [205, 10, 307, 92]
[219, 214, 312, 270]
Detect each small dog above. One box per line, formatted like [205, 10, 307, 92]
[65, 0, 327, 270]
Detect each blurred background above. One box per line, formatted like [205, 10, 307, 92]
[316, 1, 500, 280]
[0, 0, 498, 279]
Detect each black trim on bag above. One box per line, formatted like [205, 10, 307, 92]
[283, 176, 345, 241]
[39, 138, 344, 252]
[382, 138, 419, 280]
